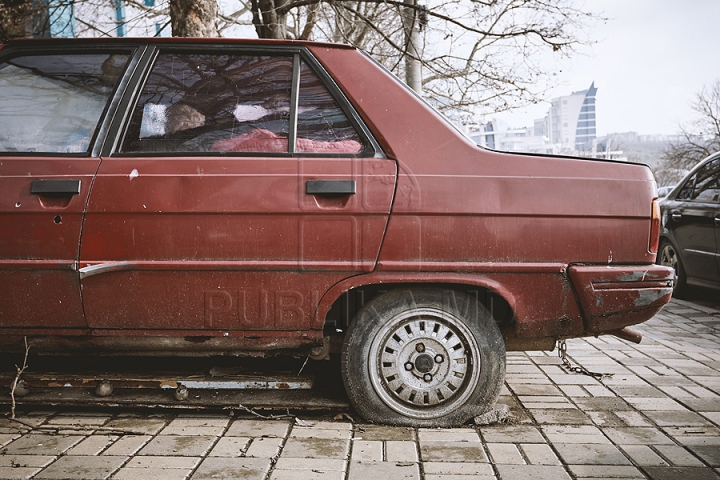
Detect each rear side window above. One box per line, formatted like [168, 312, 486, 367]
[121, 53, 362, 155]
[0, 53, 130, 154]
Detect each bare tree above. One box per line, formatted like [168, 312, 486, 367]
[169, 0, 218, 36]
[656, 79, 720, 184]
[2, 0, 600, 119]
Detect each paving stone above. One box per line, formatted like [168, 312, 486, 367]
[355, 425, 415, 441]
[643, 466, 720, 480]
[602, 427, 674, 445]
[46, 415, 112, 427]
[281, 437, 349, 459]
[67, 435, 118, 455]
[104, 418, 168, 435]
[273, 458, 346, 471]
[495, 464, 571, 480]
[423, 462, 494, 475]
[138, 435, 217, 456]
[620, 445, 669, 466]
[418, 428, 480, 443]
[347, 461, 420, 480]
[509, 384, 563, 396]
[244, 437, 283, 458]
[568, 464, 645, 477]
[662, 426, 720, 446]
[0, 466, 42, 479]
[613, 411, 653, 427]
[270, 470, 344, 480]
[386, 441, 418, 462]
[420, 441, 488, 463]
[487, 443, 524, 464]
[102, 436, 151, 456]
[160, 417, 230, 436]
[654, 445, 705, 467]
[225, 419, 290, 438]
[623, 397, 690, 411]
[208, 436, 251, 457]
[688, 445, 720, 467]
[291, 427, 352, 440]
[0, 434, 84, 455]
[553, 443, 632, 465]
[190, 457, 270, 480]
[124, 456, 202, 469]
[0, 455, 55, 468]
[542, 425, 609, 444]
[528, 409, 592, 425]
[350, 440, 382, 462]
[681, 398, 720, 412]
[645, 410, 711, 427]
[33, 455, 127, 479]
[480, 425, 545, 444]
[573, 397, 633, 412]
[521, 443, 561, 465]
[113, 467, 194, 480]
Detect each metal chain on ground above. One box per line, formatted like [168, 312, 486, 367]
[556, 339, 612, 379]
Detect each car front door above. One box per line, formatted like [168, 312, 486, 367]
[0, 48, 131, 328]
[671, 158, 720, 286]
[79, 48, 395, 334]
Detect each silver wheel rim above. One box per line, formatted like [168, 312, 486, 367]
[659, 244, 679, 287]
[368, 307, 481, 419]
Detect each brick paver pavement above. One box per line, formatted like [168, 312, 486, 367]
[1, 298, 719, 479]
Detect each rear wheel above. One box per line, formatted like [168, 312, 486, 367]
[341, 288, 505, 426]
[658, 240, 687, 297]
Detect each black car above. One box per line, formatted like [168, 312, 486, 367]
[658, 152, 720, 296]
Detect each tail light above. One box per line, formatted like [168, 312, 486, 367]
[649, 198, 660, 254]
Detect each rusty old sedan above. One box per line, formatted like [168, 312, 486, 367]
[0, 38, 672, 426]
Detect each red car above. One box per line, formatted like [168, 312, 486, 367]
[0, 38, 672, 426]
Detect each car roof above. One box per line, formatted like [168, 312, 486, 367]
[2, 37, 357, 51]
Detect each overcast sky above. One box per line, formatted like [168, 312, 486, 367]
[491, 0, 719, 136]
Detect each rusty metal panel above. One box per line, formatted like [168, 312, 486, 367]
[568, 264, 674, 333]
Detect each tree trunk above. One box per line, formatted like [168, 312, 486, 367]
[169, 0, 218, 37]
[402, 0, 422, 93]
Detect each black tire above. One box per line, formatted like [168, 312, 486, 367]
[658, 240, 688, 298]
[341, 288, 506, 427]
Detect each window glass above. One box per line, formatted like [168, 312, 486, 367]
[691, 159, 720, 202]
[0, 53, 129, 154]
[296, 61, 362, 154]
[122, 54, 293, 153]
[676, 173, 696, 200]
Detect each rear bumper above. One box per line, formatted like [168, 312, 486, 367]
[568, 264, 674, 333]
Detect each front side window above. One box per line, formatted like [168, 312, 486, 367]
[121, 52, 364, 155]
[0, 52, 130, 154]
[692, 159, 720, 202]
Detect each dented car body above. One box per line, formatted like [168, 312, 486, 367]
[0, 38, 672, 425]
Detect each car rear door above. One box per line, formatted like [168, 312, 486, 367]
[0, 47, 132, 328]
[79, 47, 395, 333]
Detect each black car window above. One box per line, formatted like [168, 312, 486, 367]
[122, 54, 293, 154]
[121, 53, 365, 155]
[691, 159, 720, 203]
[0, 53, 129, 154]
[676, 173, 696, 200]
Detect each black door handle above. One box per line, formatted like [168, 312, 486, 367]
[31, 179, 81, 197]
[306, 180, 356, 197]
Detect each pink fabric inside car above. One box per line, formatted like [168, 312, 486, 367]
[212, 128, 362, 154]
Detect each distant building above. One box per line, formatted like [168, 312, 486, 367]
[548, 82, 597, 152]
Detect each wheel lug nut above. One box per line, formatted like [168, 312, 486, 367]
[416, 343, 425, 353]
[404, 362, 414, 371]
[423, 373, 433, 382]
[434, 354, 444, 363]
